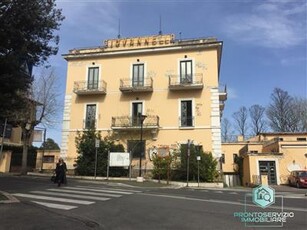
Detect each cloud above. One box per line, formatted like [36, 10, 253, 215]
[223, 1, 306, 48]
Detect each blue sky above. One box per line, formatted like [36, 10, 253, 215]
[39, 0, 306, 146]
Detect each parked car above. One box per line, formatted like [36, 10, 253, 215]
[288, 170, 307, 188]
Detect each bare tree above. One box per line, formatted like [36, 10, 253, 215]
[221, 118, 234, 142]
[13, 68, 61, 174]
[291, 97, 307, 132]
[249, 104, 267, 135]
[232, 106, 249, 139]
[266, 88, 297, 132]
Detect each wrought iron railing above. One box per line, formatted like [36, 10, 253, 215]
[119, 77, 153, 92]
[179, 116, 194, 127]
[111, 115, 159, 128]
[73, 80, 107, 95]
[169, 73, 203, 89]
[83, 119, 97, 129]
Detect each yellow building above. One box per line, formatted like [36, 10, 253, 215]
[221, 133, 307, 186]
[61, 34, 227, 176]
[0, 126, 23, 172]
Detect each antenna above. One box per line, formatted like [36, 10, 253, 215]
[159, 15, 162, 35]
[117, 19, 121, 39]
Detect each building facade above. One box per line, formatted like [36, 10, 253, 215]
[221, 133, 307, 186]
[61, 34, 227, 175]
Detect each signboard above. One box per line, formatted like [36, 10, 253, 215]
[33, 129, 44, 142]
[95, 139, 100, 148]
[104, 34, 175, 50]
[109, 152, 130, 167]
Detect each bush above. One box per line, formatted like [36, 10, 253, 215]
[74, 128, 125, 176]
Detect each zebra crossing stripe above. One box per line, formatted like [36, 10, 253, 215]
[63, 186, 133, 195]
[30, 191, 111, 201]
[12, 193, 95, 205]
[76, 186, 142, 193]
[47, 188, 122, 197]
[32, 201, 77, 210]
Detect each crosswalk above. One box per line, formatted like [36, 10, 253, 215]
[12, 185, 141, 211]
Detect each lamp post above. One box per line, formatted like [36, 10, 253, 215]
[139, 114, 147, 177]
[40, 128, 46, 172]
[186, 139, 192, 187]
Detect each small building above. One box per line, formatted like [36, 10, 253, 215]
[222, 133, 307, 186]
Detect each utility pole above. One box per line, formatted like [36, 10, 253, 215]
[186, 139, 191, 187]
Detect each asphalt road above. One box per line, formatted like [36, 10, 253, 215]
[0, 175, 306, 230]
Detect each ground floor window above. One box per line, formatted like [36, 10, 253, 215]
[127, 140, 146, 159]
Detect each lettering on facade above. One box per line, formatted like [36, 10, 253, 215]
[104, 34, 175, 50]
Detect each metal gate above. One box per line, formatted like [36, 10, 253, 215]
[259, 161, 277, 185]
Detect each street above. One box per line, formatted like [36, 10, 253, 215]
[0, 175, 306, 230]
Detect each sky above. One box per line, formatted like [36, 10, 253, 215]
[37, 0, 307, 146]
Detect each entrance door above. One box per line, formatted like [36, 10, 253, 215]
[259, 161, 277, 185]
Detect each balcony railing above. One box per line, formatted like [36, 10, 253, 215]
[73, 80, 107, 95]
[169, 73, 203, 90]
[179, 116, 195, 128]
[219, 84, 227, 101]
[119, 77, 153, 93]
[83, 119, 97, 129]
[111, 115, 159, 130]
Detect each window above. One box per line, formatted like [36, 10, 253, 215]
[132, 64, 144, 86]
[43, 156, 55, 163]
[87, 67, 99, 90]
[132, 102, 143, 126]
[221, 154, 225, 164]
[233, 154, 238, 163]
[85, 104, 96, 129]
[180, 100, 193, 127]
[297, 137, 306, 141]
[128, 140, 145, 159]
[180, 60, 193, 83]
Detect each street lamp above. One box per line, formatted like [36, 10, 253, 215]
[139, 114, 147, 177]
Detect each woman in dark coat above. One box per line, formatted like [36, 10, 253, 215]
[55, 157, 67, 187]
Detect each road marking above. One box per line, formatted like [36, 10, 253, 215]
[138, 193, 307, 212]
[76, 185, 142, 193]
[47, 188, 122, 197]
[63, 186, 133, 195]
[12, 193, 94, 205]
[30, 191, 111, 201]
[32, 201, 78, 210]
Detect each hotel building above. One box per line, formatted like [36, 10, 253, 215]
[61, 34, 227, 175]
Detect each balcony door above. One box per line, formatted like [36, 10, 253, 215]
[85, 104, 96, 129]
[181, 100, 193, 127]
[132, 64, 144, 87]
[180, 60, 192, 83]
[88, 67, 99, 90]
[132, 102, 143, 126]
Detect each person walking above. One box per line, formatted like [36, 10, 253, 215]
[55, 157, 67, 187]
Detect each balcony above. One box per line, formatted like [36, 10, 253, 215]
[111, 115, 159, 130]
[169, 74, 203, 91]
[73, 80, 107, 95]
[219, 84, 227, 101]
[119, 77, 153, 93]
